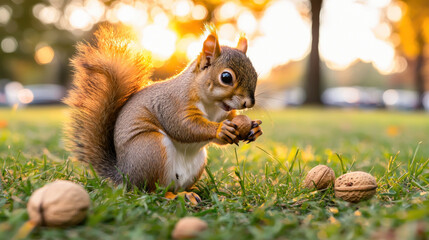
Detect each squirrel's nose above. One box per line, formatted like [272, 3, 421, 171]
[242, 97, 255, 109]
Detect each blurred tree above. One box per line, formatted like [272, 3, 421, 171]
[0, 0, 77, 85]
[397, 0, 429, 109]
[304, 0, 323, 105]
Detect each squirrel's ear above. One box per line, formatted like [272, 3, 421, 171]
[199, 34, 221, 70]
[236, 36, 247, 54]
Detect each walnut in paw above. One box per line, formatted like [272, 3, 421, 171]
[231, 115, 252, 140]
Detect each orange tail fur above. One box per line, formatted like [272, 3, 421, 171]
[64, 24, 152, 181]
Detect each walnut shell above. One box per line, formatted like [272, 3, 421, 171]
[27, 180, 90, 227]
[335, 171, 377, 203]
[172, 217, 208, 239]
[231, 115, 252, 140]
[304, 165, 335, 190]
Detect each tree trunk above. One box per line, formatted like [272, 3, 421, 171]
[415, 31, 425, 110]
[304, 0, 323, 105]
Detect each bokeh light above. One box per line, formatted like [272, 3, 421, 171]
[174, 0, 192, 17]
[191, 4, 208, 20]
[176, 34, 198, 57]
[215, 2, 240, 21]
[68, 7, 92, 30]
[84, 0, 105, 22]
[249, 0, 311, 77]
[320, 0, 400, 74]
[237, 11, 257, 35]
[218, 23, 237, 43]
[1, 37, 18, 53]
[383, 89, 399, 105]
[2, 0, 421, 96]
[140, 25, 177, 61]
[387, 3, 403, 22]
[38, 6, 61, 24]
[17, 89, 34, 104]
[26, 0, 411, 77]
[35, 45, 55, 65]
[0, 5, 12, 25]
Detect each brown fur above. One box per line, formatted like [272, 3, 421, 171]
[64, 24, 259, 191]
[64, 24, 152, 182]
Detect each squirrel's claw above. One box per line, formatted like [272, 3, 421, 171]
[245, 120, 263, 143]
[184, 192, 201, 205]
[165, 191, 202, 206]
[251, 120, 262, 128]
[217, 120, 240, 145]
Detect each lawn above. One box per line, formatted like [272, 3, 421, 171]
[1, 106, 428, 239]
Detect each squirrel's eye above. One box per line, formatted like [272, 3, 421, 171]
[220, 71, 233, 86]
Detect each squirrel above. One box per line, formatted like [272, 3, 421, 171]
[64, 24, 262, 202]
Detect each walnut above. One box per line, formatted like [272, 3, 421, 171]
[27, 180, 90, 227]
[231, 115, 252, 140]
[334, 171, 377, 203]
[304, 165, 335, 190]
[172, 217, 208, 239]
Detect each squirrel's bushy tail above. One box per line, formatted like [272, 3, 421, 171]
[64, 24, 152, 181]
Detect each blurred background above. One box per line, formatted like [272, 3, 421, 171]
[0, 0, 428, 110]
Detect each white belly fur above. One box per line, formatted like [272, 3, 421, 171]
[162, 133, 207, 191]
[161, 101, 227, 191]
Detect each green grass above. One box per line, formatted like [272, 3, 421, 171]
[1, 106, 428, 240]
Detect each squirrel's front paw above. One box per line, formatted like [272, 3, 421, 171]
[245, 120, 263, 143]
[216, 120, 240, 145]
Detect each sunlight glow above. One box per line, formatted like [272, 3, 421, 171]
[219, 24, 237, 43]
[107, 2, 148, 27]
[177, 34, 200, 60]
[153, 11, 169, 27]
[84, 0, 105, 22]
[186, 41, 202, 60]
[69, 7, 92, 30]
[320, 0, 399, 74]
[249, 0, 310, 77]
[237, 11, 257, 35]
[374, 22, 392, 40]
[38, 0, 403, 76]
[393, 56, 407, 73]
[371, 40, 395, 74]
[116, 4, 136, 24]
[215, 2, 240, 21]
[174, 0, 192, 17]
[191, 4, 207, 20]
[368, 0, 391, 9]
[140, 25, 177, 61]
[387, 4, 402, 22]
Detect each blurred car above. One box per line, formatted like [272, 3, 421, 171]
[322, 86, 383, 108]
[25, 84, 66, 105]
[382, 89, 418, 110]
[422, 92, 429, 111]
[4, 82, 66, 106]
[0, 79, 11, 106]
[284, 87, 305, 106]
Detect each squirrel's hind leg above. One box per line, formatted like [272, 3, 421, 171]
[116, 131, 168, 191]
